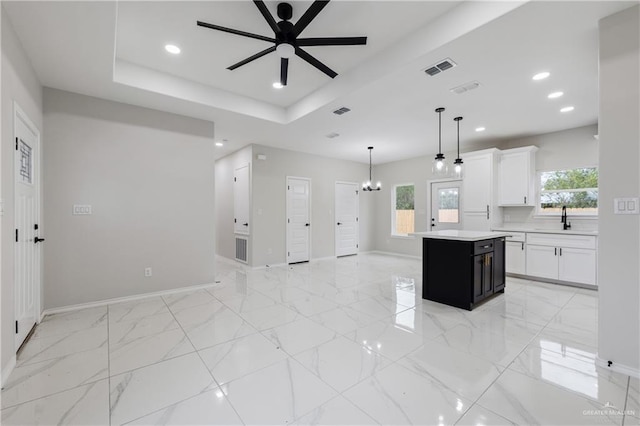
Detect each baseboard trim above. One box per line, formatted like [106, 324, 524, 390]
[41, 281, 219, 317]
[1, 355, 17, 388]
[596, 356, 640, 378]
[369, 250, 422, 260]
[506, 273, 598, 291]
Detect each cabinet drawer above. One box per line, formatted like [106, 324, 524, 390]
[526, 233, 596, 249]
[505, 232, 526, 242]
[474, 239, 495, 255]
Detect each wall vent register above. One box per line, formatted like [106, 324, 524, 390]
[235, 237, 248, 263]
[333, 107, 351, 115]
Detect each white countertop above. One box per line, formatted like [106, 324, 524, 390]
[492, 226, 598, 236]
[411, 230, 511, 241]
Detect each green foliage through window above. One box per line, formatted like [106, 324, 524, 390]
[395, 185, 415, 210]
[540, 168, 598, 214]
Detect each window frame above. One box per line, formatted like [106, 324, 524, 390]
[536, 167, 599, 217]
[391, 183, 416, 237]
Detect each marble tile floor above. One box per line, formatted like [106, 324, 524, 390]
[1, 253, 637, 425]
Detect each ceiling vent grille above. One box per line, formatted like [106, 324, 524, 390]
[326, 132, 340, 139]
[424, 58, 457, 76]
[333, 107, 351, 115]
[450, 81, 481, 95]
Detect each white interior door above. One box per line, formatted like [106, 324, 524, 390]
[335, 182, 359, 257]
[234, 163, 250, 234]
[287, 177, 310, 263]
[14, 104, 41, 349]
[430, 181, 463, 231]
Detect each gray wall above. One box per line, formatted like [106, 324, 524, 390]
[597, 6, 639, 372]
[215, 144, 374, 267]
[371, 125, 600, 257]
[501, 124, 599, 229]
[1, 9, 44, 380]
[214, 145, 252, 263]
[43, 88, 216, 309]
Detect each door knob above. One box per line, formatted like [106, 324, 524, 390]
[305, 223, 310, 227]
[34, 237, 45, 244]
[337, 222, 342, 225]
[243, 223, 249, 226]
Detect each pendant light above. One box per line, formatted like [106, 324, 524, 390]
[453, 116, 464, 178]
[362, 146, 381, 191]
[432, 107, 449, 177]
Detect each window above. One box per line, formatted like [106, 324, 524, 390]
[392, 184, 415, 235]
[539, 167, 598, 215]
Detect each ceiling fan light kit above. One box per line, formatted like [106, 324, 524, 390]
[197, 0, 367, 87]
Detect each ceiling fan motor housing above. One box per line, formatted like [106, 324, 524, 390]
[277, 3, 293, 21]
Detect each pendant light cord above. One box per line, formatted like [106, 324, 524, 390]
[457, 119, 460, 158]
[438, 110, 442, 153]
[369, 148, 373, 181]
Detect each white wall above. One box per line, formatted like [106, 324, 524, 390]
[214, 145, 252, 262]
[597, 6, 639, 373]
[501, 124, 599, 231]
[1, 8, 43, 381]
[43, 88, 216, 309]
[215, 144, 374, 267]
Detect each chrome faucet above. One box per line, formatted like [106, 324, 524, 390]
[561, 206, 571, 230]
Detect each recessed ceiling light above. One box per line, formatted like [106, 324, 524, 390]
[272, 82, 283, 89]
[532, 72, 550, 81]
[215, 142, 224, 147]
[560, 106, 575, 113]
[165, 44, 181, 54]
[475, 127, 486, 132]
[548, 91, 564, 99]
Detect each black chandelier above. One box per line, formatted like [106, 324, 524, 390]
[362, 146, 381, 191]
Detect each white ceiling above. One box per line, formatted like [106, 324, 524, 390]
[3, 1, 638, 164]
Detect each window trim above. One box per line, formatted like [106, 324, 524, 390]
[536, 167, 599, 217]
[391, 183, 415, 237]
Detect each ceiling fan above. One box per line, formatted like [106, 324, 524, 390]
[197, 0, 367, 86]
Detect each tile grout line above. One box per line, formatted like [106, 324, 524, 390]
[160, 294, 248, 426]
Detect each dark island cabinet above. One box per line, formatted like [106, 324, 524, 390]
[423, 237, 506, 310]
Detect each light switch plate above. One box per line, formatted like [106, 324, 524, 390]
[73, 204, 92, 215]
[614, 198, 639, 214]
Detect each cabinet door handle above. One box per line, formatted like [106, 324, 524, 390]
[554, 247, 557, 256]
[559, 247, 562, 256]
[524, 196, 527, 204]
[486, 205, 490, 220]
[521, 242, 524, 250]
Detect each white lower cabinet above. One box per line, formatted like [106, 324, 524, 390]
[558, 247, 597, 285]
[505, 241, 526, 275]
[524, 233, 597, 286]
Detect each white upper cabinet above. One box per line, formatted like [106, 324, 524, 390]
[462, 148, 501, 230]
[498, 146, 538, 206]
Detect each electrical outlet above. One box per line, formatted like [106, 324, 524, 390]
[144, 267, 152, 277]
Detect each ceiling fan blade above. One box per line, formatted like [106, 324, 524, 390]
[293, 0, 330, 36]
[197, 20, 275, 43]
[227, 46, 276, 70]
[281, 58, 289, 86]
[295, 47, 337, 78]
[297, 36, 367, 47]
[253, 0, 280, 34]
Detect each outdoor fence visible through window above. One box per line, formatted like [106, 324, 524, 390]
[393, 184, 415, 235]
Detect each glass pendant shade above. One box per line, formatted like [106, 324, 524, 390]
[363, 147, 381, 191]
[453, 116, 464, 179]
[432, 107, 449, 177]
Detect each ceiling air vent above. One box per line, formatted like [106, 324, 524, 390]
[333, 107, 351, 115]
[450, 81, 481, 95]
[326, 132, 340, 139]
[424, 58, 457, 77]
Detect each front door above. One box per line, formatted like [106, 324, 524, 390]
[14, 103, 42, 349]
[286, 177, 310, 263]
[430, 181, 463, 231]
[335, 182, 359, 257]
